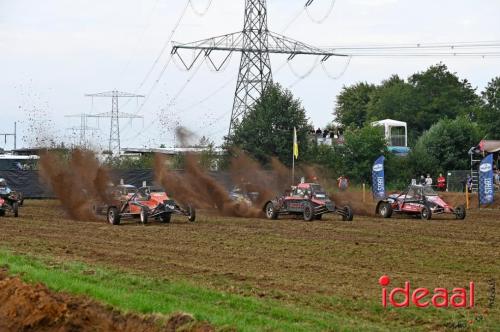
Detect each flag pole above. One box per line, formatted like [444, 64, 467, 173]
[292, 144, 295, 185]
[292, 127, 298, 185]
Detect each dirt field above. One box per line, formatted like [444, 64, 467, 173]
[0, 199, 499, 330]
[0, 268, 213, 332]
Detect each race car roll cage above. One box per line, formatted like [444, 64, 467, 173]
[114, 187, 190, 219]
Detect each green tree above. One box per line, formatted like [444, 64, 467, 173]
[366, 75, 420, 143]
[334, 82, 376, 129]
[342, 125, 387, 183]
[408, 63, 481, 134]
[408, 117, 484, 175]
[479, 77, 500, 139]
[225, 83, 311, 166]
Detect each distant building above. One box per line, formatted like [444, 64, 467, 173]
[0, 154, 39, 171]
[372, 119, 410, 156]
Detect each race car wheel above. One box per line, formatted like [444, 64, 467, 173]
[187, 205, 196, 222]
[0, 209, 5, 217]
[303, 202, 314, 222]
[160, 213, 171, 223]
[341, 205, 354, 221]
[455, 205, 466, 220]
[421, 206, 432, 220]
[140, 209, 149, 224]
[107, 207, 121, 225]
[315, 214, 323, 220]
[265, 202, 278, 220]
[378, 202, 393, 218]
[12, 202, 19, 218]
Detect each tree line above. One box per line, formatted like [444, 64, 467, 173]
[225, 63, 500, 188]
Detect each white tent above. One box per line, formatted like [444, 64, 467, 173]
[372, 119, 408, 147]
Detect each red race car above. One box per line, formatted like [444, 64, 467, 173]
[376, 184, 466, 220]
[94, 185, 196, 225]
[0, 194, 19, 218]
[263, 182, 354, 221]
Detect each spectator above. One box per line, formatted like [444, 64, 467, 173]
[437, 173, 446, 191]
[419, 175, 426, 185]
[425, 174, 433, 187]
[337, 176, 349, 191]
[466, 175, 473, 193]
[315, 128, 322, 136]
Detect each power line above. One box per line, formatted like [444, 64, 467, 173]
[136, 1, 191, 93]
[305, 0, 337, 24]
[321, 56, 352, 79]
[189, 0, 214, 16]
[118, 0, 162, 81]
[122, 59, 206, 143]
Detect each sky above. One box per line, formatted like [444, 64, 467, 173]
[1, 0, 499, 150]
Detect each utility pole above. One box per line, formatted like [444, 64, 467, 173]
[172, 0, 346, 134]
[0, 122, 17, 151]
[84, 90, 144, 156]
[65, 113, 100, 148]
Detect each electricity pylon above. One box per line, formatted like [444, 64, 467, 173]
[172, 0, 346, 134]
[0, 122, 17, 150]
[84, 91, 144, 155]
[65, 113, 99, 148]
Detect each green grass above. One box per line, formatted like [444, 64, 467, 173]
[0, 250, 495, 331]
[0, 250, 386, 332]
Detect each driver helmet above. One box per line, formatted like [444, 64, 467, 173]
[0, 178, 6, 188]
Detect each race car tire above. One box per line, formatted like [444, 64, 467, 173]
[303, 201, 315, 222]
[378, 202, 393, 218]
[421, 206, 432, 220]
[160, 213, 171, 223]
[265, 202, 278, 220]
[140, 209, 149, 224]
[12, 202, 19, 218]
[107, 207, 121, 225]
[0, 209, 5, 217]
[315, 214, 323, 220]
[187, 205, 196, 222]
[455, 205, 466, 220]
[341, 205, 354, 221]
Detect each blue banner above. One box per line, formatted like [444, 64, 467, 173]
[372, 156, 386, 199]
[479, 154, 494, 205]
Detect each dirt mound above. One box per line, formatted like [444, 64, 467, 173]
[0, 270, 214, 332]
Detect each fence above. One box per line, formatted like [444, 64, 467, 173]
[0, 169, 235, 198]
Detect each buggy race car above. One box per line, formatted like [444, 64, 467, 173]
[229, 186, 259, 206]
[94, 184, 196, 225]
[263, 182, 354, 221]
[375, 184, 466, 220]
[0, 190, 20, 218]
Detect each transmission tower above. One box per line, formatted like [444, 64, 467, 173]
[84, 91, 144, 155]
[65, 113, 99, 148]
[172, 0, 346, 134]
[0, 122, 17, 150]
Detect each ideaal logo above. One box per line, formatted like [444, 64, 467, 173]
[373, 164, 384, 172]
[379, 275, 474, 308]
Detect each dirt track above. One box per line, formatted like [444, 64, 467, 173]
[1, 199, 499, 311]
[0, 268, 213, 332]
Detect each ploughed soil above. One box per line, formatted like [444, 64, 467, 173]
[0, 269, 213, 332]
[0, 197, 499, 326]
